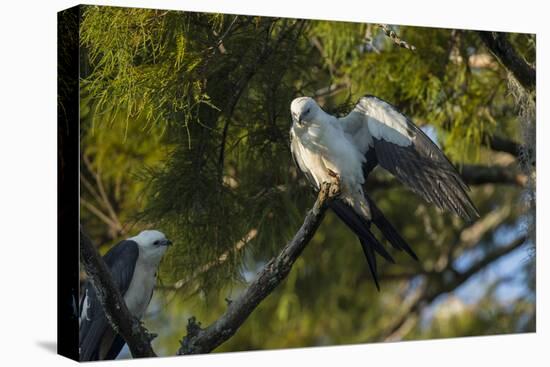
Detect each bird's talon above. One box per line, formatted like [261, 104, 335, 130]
[327, 169, 340, 180]
[330, 184, 341, 198]
[326, 169, 341, 198]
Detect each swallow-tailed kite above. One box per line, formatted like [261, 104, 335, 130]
[79, 230, 172, 360]
[290, 95, 479, 289]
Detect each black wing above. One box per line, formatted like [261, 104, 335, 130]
[79, 240, 139, 361]
[344, 95, 479, 221]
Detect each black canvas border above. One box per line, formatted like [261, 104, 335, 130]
[57, 4, 81, 361]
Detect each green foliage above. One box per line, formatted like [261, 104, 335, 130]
[79, 92, 170, 245]
[79, 5, 534, 354]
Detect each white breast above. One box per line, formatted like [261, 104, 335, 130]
[123, 255, 157, 319]
[291, 123, 331, 188]
[320, 121, 366, 188]
[292, 117, 365, 196]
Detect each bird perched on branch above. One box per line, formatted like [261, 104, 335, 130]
[290, 95, 479, 289]
[79, 230, 172, 360]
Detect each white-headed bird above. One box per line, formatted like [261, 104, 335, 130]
[290, 95, 478, 289]
[79, 230, 171, 360]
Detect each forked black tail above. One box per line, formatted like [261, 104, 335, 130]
[328, 197, 417, 290]
[366, 196, 418, 261]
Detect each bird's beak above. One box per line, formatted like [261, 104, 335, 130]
[162, 239, 173, 247]
[293, 113, 303, 126]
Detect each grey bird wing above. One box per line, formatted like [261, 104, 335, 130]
[341, 95, 479, 221]
[79, 240, 139, 361]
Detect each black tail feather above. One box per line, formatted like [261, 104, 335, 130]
[329, 198, 418, 289]
[329, 200, 395, 264]
[359, 239, 380, 291]
[367, 196, 418, 261]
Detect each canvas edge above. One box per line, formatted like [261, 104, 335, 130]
[57, 4, 81, 362]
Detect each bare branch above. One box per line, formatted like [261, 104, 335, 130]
[378, 235, 527, 340]
[81, 154, 124, 234]
[458, 205, 511, 250]
[80, 171, 104, 205]
[460, 164, 527, 187]
[213, 15, 238, 54]
[79, 228, 157, 358]
[157, 229, 258, 292]
[486, 135, 521, 156]
[362, 23, 381, 54]
[485, 134, 535, 166]
[80, 197, 120, 230]
[477, 31, 535, 93]
[378, 24, 416, 52]
[453, 235, 527, 285]
[178, 182, 337, 354]
[313, 82, 350, 98]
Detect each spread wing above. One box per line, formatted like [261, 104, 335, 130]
[79, 240, 139, 361]
[340, 95, 479, 221]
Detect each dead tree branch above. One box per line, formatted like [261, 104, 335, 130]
[79, 228, 157, 358]
[484, 134, 535, 166]
[451, 235, 527, 287]
[80, 154, 125, 237]
[178, 182, 337, 354]
[378, 24, 416, 52]
[477, 31, 535, 93]
[486, 135, 522, 157]
[460, 164, 527, 187]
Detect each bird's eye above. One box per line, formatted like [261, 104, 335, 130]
[153, 240, 160, 245]
[306, 108, 310, 114]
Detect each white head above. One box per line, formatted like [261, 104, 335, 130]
[129, 229, 172, 264]
[290, 97, 323, 126]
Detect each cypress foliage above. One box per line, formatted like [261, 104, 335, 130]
[79, 4, 535, 313]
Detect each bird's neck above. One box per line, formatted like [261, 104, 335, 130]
[310, 110, 337, 130]
[138, 248, 165, 268]
[292, 109, 335, 138]
[313, 108, 329, 121]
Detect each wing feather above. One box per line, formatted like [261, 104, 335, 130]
[290, 128, 320, 189]
[79, 240, 139, 361]
[341, 95, 479, 221]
